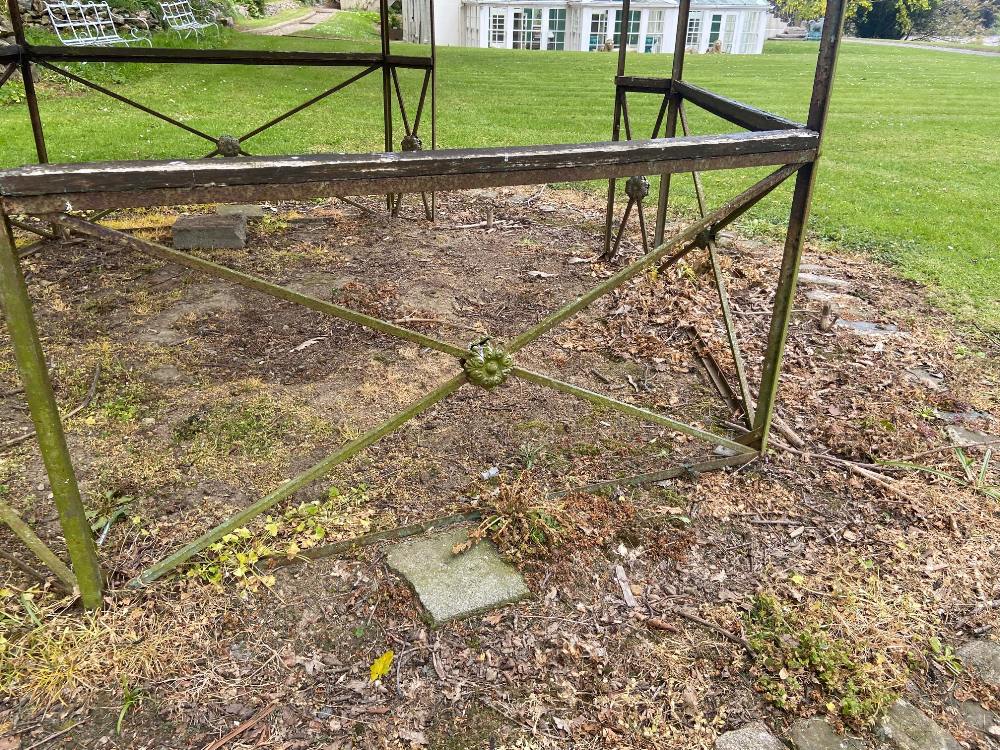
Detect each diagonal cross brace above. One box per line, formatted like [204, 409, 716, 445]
[45, 163, 796, 586]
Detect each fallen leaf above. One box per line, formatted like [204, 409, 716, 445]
[398, 728, 428, 746]
[369, 650, 394, 682]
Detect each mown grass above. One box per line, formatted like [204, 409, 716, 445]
[234, 5, 313, 29]
[305, 9, 381, 40]
[0, 32, 997, 326]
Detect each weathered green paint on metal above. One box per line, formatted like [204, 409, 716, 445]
[0, 213, 103, 608]
[129, 372, 467, 587]
[752, 0, 847, 453]
[511, 367, 754, 455]
[508, 163, 800, 355]
[678, 100, 756, 428]
[0, 498, 78, 593]
[463, 340, 514, 388]
[549, 451, 754, 498]
[53, 214, 468, 360]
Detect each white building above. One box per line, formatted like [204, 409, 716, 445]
[403, 0, 770, 54]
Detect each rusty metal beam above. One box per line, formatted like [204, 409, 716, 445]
[24, 45, 432, 69]
[675, 80, 805, 132]
[0, 131, 818, 213]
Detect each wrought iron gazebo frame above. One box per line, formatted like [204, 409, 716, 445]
[0, 0, 846, 609]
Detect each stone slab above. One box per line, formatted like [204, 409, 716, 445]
[957, 640, 1000, 687]
[173, 213, 247, 249]
[798, 272, 852, 289]
[216, 203, 267, 219]
[878, 699, 961, 750]
[834, 319, 900, 337]
[716, 722, 785, 750]
[951, 698, 1000, 740]
[905, 368, 946, 392]
[805, 289, 875, 319]
[788, 717, 863, 750]
[945, 426, 1000, 448]
[386, 528, 530, 626]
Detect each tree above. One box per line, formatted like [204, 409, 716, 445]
[771, 0, 935, 36]
[910, 0, 999, 36]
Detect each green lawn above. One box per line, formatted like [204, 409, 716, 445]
[234, 6, 313, 30]
[1, 33, 997, 326]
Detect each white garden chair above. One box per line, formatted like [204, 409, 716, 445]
[44, 1, 152, 46]
[159, 0, 218, 38]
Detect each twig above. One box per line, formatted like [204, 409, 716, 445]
[201, 703, 277, 750]
[895, 438, 1000, 463]
[23, 720, 85, 750]
[666, 606, 751, 651]
[0, 548, 52, 588]
[771, 439, 913, 503]
[1, 362, 101, 452]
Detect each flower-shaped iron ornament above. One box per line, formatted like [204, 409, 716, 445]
[625, 175, 650, 201]
[216, 134, 241, 158]
[463, 340, 514, 389]
[401, 134, 423, 152]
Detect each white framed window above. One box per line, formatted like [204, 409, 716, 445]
[644, 9, 664, 52]
[685, 14, 701, 47]
[613, 8, 640, 49]
[589, 10, 608, 50]
[512, 7, 542, 49]
[547, 7, 566, 49]
[722, 13, 736, 51]
[708, 13, 722, 44]
[739, 10, 761, 52]
[489, 9, 506, 47]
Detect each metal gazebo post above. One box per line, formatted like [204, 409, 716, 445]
[602, 0, 632, 257]
[0, 212, 103, 608]
[652, 0, 690, 246]
[751, 0, 847, 452]
[380, 0, 394, 211]
[429, 0, 437, 220]
[5, 0, 48, 164]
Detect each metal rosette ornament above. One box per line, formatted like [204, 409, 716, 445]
[625, 174, 650, 202]
[216, 134, 242, 158]
[401, 133, 423, 152]
[463, 339, 514, 389]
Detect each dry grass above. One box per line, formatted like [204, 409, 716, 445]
[0, 593, 198, 709]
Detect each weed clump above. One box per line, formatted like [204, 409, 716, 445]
[744, 592, 901, 727]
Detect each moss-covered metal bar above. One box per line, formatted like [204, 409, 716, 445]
[51, 214, 468, 360]
[129, 372, 467, 588]
[0, 212, 103, 608]
[511, 367, 752, 455]
[0, 499, 79, 593]
[508, 163, 801, 355]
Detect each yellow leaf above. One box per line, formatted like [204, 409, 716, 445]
[369, 650, 394, 682]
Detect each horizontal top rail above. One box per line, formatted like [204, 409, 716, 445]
[15, 45, 433, 68]
[674, 80, 805, 132]
[614, 76, 672, 93]
[0, 130, 818, 213]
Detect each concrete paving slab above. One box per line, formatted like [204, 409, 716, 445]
[387, 528, 530, 625]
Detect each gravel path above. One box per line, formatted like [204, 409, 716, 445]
[247, 7, 338, 36]
[845, 37, 1000, 57]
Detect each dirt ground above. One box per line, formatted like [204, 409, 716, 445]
[1, 186, 998, 750]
